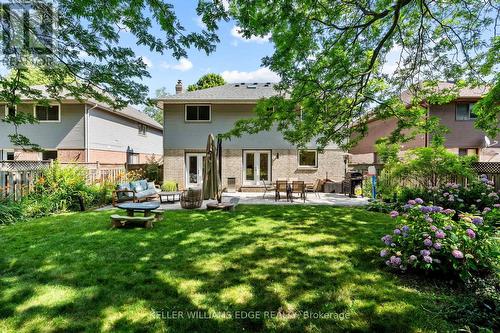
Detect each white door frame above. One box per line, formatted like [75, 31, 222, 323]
[185, 153, 205, 188]
[243, 150, 271, 185]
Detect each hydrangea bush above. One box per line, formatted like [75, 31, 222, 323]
[380, 199, 499, 280]
[397, 175, 500, 215]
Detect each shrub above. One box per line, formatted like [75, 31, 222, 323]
[143, 155, 162, 183]
[0, 199, 24, 225]
[365, 199, 396, 213]
[9, 162, 114, 220]
[380, 199, 499, 281]
[161, 181, 178, 192]
[394, 176, 500, 214]
[378, 144, 476, 199]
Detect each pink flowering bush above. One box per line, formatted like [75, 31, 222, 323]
[380, 199, 499, 280]
[397, 176, 500, 215]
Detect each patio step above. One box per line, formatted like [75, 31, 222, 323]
[239, 186, 266, 192]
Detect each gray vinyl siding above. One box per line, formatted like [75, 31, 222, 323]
[0, 103, 85, 149]
[88, 107, 162, 154]
[164, 103, 341, 150]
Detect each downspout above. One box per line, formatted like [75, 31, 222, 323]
[85, 103, 99, 162]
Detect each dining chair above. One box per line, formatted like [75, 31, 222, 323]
[291, 181, 306, 202]
[275, 180, 289, 201]
[262, 180, 276, 199]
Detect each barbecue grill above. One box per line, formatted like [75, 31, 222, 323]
[343, 171, 363, 197]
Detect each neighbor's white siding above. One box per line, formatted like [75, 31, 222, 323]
[88, 107, 162, 155]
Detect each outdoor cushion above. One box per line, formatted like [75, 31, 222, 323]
[116, 183, 133, 199]
[147, 182, 156, 190]
[139, 180, 148, 191]
[135, 189, 157, 199]
[130, 181, 144, 193]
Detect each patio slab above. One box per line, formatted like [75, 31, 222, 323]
[96, 192, 368, 211]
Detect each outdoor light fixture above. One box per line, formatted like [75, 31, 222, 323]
[276, 152, 280, 159]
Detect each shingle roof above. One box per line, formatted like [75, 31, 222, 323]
[24, 85, 163, 130]
[157, 83, 281, 102]
[401, 82, 489, 104]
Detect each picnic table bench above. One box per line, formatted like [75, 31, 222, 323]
[111, 202, 163, 229]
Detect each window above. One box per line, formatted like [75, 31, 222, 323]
[138, 123, 147, 136]
[42, 150, 58, 160]
[455, 103, 476, 121]
[5, 105, 16, 118]
[458, 148, 478, 156]
[298, 150, 318, 168]
[6, 152, 15, 161]
[34, 104, 60, 121]
[185, 105, 211, 122]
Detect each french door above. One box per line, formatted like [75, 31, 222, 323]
[243, 151, 271, 185]
[185, 153, 205, 188]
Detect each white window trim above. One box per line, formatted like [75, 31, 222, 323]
[33, 103, 61, 123]
[185, 104, 211, 123]
[2, 149, 15, 161]
[298, 149, 318, 169]
[4, 105, 17, 118]
[242, 150, 272, 185]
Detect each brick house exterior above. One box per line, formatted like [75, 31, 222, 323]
[350, 83, 500, 163]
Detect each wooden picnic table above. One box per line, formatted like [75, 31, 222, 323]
[117, 202, 160, 217]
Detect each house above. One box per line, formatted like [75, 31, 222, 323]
[350, 82, 500, 163]
[157, 81, 347, 191]
[0, 86, 163, 163]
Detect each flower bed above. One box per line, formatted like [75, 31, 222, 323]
[380, 198, 499, 281]
[398, 175, 499, 213]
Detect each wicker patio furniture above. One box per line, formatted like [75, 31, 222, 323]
[180, 188, 203, 209]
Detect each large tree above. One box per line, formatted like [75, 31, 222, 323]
[219, 0, 499, 149]
[0, 0, 229, 149]
[187, 73, 226, 91]
[142, 87, 168, 124]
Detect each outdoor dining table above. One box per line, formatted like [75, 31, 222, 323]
[116, 202, 160, 217]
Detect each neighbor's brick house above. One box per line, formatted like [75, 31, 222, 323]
[350, 83, 500, 164]
[158, 81, 348, 191]
[0, 86, 163, 163]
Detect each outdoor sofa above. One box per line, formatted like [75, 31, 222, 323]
[112, 179, 160, 206]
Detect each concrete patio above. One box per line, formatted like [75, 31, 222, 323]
[97, 191, 369, 211]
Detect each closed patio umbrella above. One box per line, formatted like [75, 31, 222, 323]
[203, 134, 220, 201]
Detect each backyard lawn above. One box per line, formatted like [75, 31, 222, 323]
[0, 205, 475, 332]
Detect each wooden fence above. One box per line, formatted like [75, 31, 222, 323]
[0, 161, 50, 201]
[1, 161, 127, 200]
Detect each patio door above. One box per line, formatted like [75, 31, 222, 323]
[243, 151, 271, 185]
[185, 153, 205, 188]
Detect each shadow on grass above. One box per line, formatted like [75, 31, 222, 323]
[0, 205, 461, 332]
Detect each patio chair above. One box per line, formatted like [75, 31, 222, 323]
[262, 181, 276, 199]
[306, 179, 322, 198]
[275, 180, 289, 201]
[180, 188, 203, 209]
[291, 181, 306, 202]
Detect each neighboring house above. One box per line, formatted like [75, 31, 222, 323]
[158, 81, 347, 191]
[350, 82, 500, 163]
[0, 86, 163, 163]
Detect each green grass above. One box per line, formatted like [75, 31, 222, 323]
[0, 205, 468, 332]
